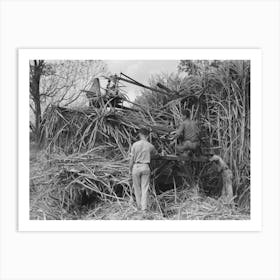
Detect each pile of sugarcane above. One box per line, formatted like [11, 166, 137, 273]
[30, 143, 235, 220]
[30, 146, 249, 220]
[30, 146, 129, 219]
[41, 103, 177, 153]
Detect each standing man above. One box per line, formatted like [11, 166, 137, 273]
[171, 109, 200, 156]
[129, 128, 157, 211]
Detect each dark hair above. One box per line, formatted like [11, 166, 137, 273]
[138, 127, 149, 136]
[182, 109, 190, 118]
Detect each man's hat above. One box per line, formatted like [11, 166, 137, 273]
[138, 127, 150, 136]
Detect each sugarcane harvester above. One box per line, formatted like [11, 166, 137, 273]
[118, 73, 233, 202]
[83, 73, 205, 159]
[119, 73, 233, 202]
[82, 73, 234, 202]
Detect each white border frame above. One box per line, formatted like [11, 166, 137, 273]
[19, 48, 262, 232]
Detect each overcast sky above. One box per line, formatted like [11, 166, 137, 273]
[104, 60, 179, 101]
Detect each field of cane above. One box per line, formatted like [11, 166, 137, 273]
[30, 60, 251, 220]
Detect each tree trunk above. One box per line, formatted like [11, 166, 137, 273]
[30, 60, 44, 147]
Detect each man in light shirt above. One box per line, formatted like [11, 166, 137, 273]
[129, 128, 157, 211]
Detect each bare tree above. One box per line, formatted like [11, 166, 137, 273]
[40, 60, 108, 107]
[29, 60, 108, 146]
[29, 60, 47, 145]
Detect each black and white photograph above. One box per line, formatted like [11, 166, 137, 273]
[2, 1, 280, 279]
[28, 57, 251, 221]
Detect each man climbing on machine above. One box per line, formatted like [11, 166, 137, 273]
[170, 109, 200, 157]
